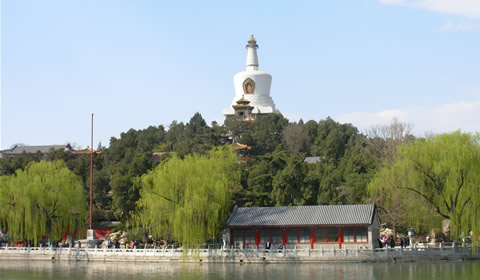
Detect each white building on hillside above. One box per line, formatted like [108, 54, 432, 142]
[224, 35, 279, 120]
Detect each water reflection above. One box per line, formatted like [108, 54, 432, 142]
[0, 260, 479, 280]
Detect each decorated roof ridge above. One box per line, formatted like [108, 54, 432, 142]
[235, 94, 251, 104]
[233, 143, 251, 150]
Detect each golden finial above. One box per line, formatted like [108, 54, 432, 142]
[250, 34, 255, 41]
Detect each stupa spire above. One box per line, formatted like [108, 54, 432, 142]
[246, 34, 259, 71]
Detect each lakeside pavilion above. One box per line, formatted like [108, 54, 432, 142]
[225, 204, 380, 250]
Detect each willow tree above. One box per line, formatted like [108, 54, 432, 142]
[369, 131, 480, 243]
[0, 161, 87, 244]
[134, 146, 240, 247]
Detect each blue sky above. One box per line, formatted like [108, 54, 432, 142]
[1, 0, 479, 149]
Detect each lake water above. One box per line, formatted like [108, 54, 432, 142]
[1, 260, 479, 279]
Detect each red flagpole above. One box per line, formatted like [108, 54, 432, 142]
[90, 113, 94, 230]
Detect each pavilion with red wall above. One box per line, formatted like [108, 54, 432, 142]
[225, 204, 380, 250]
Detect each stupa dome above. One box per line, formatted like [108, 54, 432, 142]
[224, 35, 279, 116]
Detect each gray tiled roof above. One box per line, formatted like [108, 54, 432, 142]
[2, 145, 67, 155]
[226, 204, 376, 227]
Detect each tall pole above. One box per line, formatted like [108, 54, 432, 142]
[90, 113, 94, 230]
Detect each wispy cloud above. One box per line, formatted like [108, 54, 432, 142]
[336, 99, 480, 136]
[379, 0, 480, 19]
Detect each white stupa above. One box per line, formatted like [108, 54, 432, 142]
[223, 35, 279, 118]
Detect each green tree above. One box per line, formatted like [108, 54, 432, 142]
[186, 112, 207, 135]
[246, 159, 276, 206]
[337, 135, 379, 204]
[111, 174, 136, 221]
[369, 131, 480, 242]
[271, 153, 310, 206]
[134, 146, 241, 247]
[312, 117, 358, 163]
[249, 114, 288, 155]
[305, 160, 343, 205]
[0, 161, 87, 244]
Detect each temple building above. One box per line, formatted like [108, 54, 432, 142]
[223, 35, 279, 120]
[225, 204, 380, 250]
[0, 144, 73, 159]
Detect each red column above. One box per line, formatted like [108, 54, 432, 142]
[255, 229, 259, 246]
[310, 228, 314, 249]
[339, 228, 343, 249]
[282, 229, 287, 245]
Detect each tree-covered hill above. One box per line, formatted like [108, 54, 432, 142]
[0, 112, 383, 224]
[2, 112, 479, 246]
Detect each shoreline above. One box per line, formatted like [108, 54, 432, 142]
[1, 246, 478, 263]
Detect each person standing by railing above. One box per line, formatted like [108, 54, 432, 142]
[381, 235, 387, 247]
[389, 236, 395, 248]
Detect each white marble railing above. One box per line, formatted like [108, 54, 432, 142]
[0, 243, 475, 258]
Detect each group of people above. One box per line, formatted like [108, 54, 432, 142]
[377, 235, 410, 249]
[105, 240, 139, 249]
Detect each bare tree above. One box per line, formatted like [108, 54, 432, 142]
[367, 118, 415, 165]
[282, 122, 310, 154]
